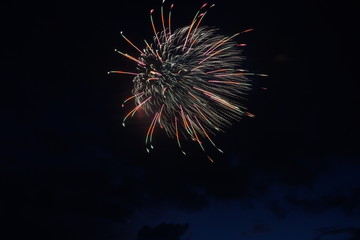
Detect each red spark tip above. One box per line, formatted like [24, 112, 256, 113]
[201, 3, 208, 9]
[170, 3, 174, 9]
[150, 9, 154, 14]
[245, 112, 255, 118]
[243, 28, 254, 33]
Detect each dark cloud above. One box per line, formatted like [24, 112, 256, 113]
[286, 188, 360, 217]
[314, 226, 360, 240]
[267, 200, 287, 220]
[241, 223, 273, 236]
[137, 223, 189, 240]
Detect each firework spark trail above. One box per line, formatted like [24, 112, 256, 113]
[121, 91, 144, 107]
[110, 1, 265, 161]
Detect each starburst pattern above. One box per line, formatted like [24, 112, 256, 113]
[109, 1, 265, 161]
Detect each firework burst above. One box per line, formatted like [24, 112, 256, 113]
[109, 1, 265, 161]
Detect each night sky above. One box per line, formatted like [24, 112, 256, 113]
[2, 0, 359, 239]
